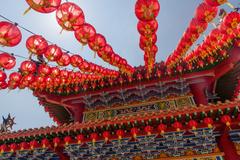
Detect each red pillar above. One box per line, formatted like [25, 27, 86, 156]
[218, 129, 240, 160]
[190, 82, 208, 105]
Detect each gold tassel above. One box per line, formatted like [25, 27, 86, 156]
[23, 7, 31, 15]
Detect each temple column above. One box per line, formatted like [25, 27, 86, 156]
[218, 129, 240, 160]
[65, 103, 85, 123]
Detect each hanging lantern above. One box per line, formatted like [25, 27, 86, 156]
[10, 143, 17, 152]
[103, 131, 110, 142]
[135, 0, 160, 22]
[19, 142, 29, 151]
[56, 2, 85, 31]
[20, 60, 37, 75]
[70, 54, 83, 67]
[116, 129, 124, 140]
[188, 120, 198, 130]
[38, 64, 51, 76]
[74, 23, 96, 45]
[44, 44, 63, 61]
[64, 136, 72, 146]
[53, 137, 61, 148]
[195, 3, 218, 23]
[204, 0, 232, 8]
[137, 20, 158, 36]
[26, 35, 48, 56]
[29, 140, 38, 150]
[97, 44, 113, 62]
[76, 134, 84, 144]
[0, 21, 22, 47]
[41, 138, 49, 148]
[0, 80, 8, 89]
[88, 34, 106, 52]
[157, 123, 166, 134]
[50, 67, 60, 77]
[223, 12, 240, 29]
[139, 34, 157, 50]
[0, 70, 7, 82]
[221, 115, 231, 127]
[189, 18, 208, 34]
[172, 121, 182, 132]
[144, 125, 153, 136]
[24, 0, 61, 14]
[203, 117, 213, 128]
[90, 133, 98, 144]
[0, 53, 16, 70]
[0, 144, 7, 153]
[57, 52, 70, 66]
[8, 72, 22, 85]
[131, 127, 139, 139]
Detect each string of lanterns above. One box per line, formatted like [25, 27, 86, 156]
[23, 1, 134, 75]
[165, 1, 220, 68]
[135, 0, 160, 74]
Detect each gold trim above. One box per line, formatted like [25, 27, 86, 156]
[84, 95, 195, 114]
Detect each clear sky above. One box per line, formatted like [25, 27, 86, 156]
[0, 0, 238, 130]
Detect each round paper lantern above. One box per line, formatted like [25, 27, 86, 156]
[103, 131, 110, 142]
[189, 18, 208, 34]
[44, 44, 63, 61]
[20, 60, 37, 75]
[0, 53, 16, 70]
[157, 124, 167, 134]
[76, 134, 84, 144]
[26, 35, 48, 56]
[137, 20, 158, 36]
[188, 120, 198, 130]
[38, 64, 52, 76]
[204, 0, 227, 7]
[57, 52, 70, 66]
[0, 70, 7, 82]
[144, 125, 153, 135]
[90, 133, 98, 143]
[195, 2, 218, 23]
[139, 34, 157, 50]
[135, 0, 160, 21]
[70, 54, 83, 67]
[50, 66, 60, 77]
[0, 81, 8, 89]
[56, 2, 85, 31]
[116, 129, 124, 140]
[25, 0, 61, 13]
[97, 44, 113, 62]
[223, 12, 240, 29]
[221, 115, 231, 127]
[53, 137, 61, 147]
[88, 34, 106, 52]
[203, 117, 213, 128]
[0, 21, 22, 47]
[41, 138, 49, 148]
[64, 136, 72, 145]
[9, 72, 22, 82]
[172, 121, 182, 132]
[131, 127, 139, 138]
[74, 23, 96, 45]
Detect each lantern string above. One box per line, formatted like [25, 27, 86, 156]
[0, 14, 119, 73]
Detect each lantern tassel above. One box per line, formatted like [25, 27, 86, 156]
[23, 7, 31, 15]
[60, 28, 64, 34]
[226, 2, 235, 9]
[94, 52, 96, 58]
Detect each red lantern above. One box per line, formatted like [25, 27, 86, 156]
[41, 138, 49, 148]
[74, 23, 96, 45]
[26, 35, 48, 56]
[20, 60, 37, 75]
[116, 129, 124, 140]
[139, 34, 157, 50]
[8, 72, 22, 83]
[44, 44, 63, 61]
[88, 34, 106, 52]
[203, 117, 213, 128]
[195, 3, 218, 23]
[103, 131, 110, 142]
[188, 120, 198, 130]
[29, 140, 38, 150]
[0, 53, 16, 70]
[0, 144, 7, 153]
[10, 143, 17, 152]
[137, 20, 158, 36]
[57, 52, 70, 66]
[70, 54, 83, 67]
[56, 2, 85, 31]
[0, 81, 8, 89]
[64, 136, 72, 145]
[204, 0, 227, 7]
[38, 64, 51, 76]
[131, 127, 139, 139]
[0, 21, 22, 47]
[50, 67, 60, 77]
[157, 124, 166, 134]
[221, 115, 231, 127]
[53, 137, 61, 148]
[90, 133, 98, 143]
[0, 70, 7, 82]
[172, 121, 182, 132]
[144, 125, 153, 135]
[76, 134, 84, 144]
[189, 18, 208, 34]
[25, 0, 61, 13]
[19, 142, 29, 150]
[223, 12, 240, 29]
[135, 0, 160, 22]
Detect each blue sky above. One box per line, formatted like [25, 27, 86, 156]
[0, 0, 238, 130]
